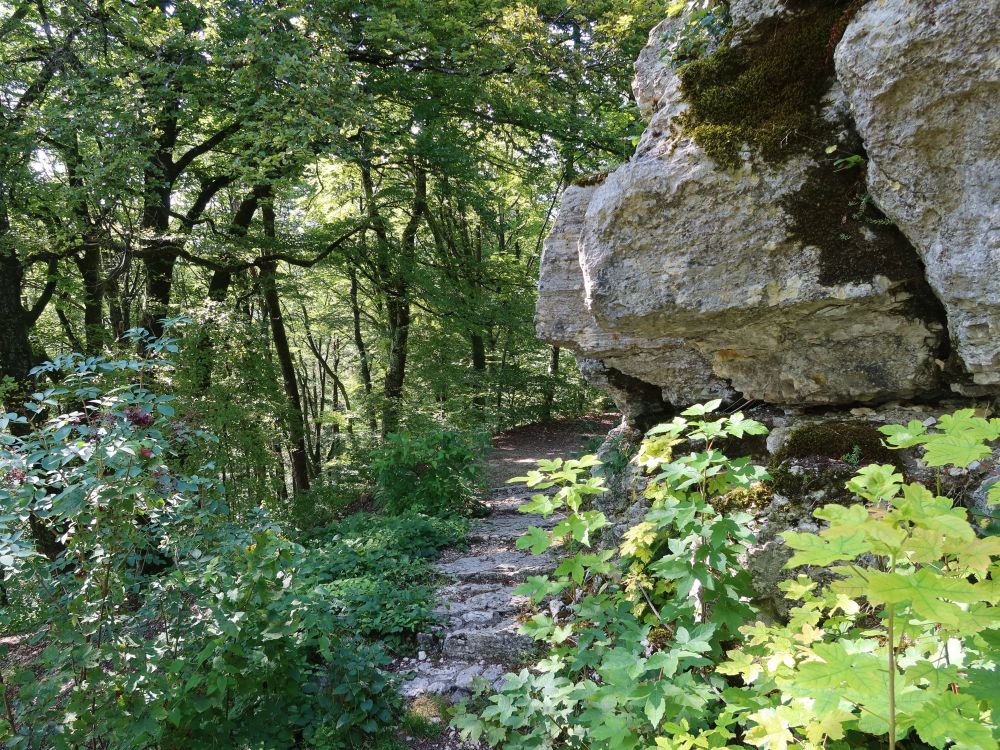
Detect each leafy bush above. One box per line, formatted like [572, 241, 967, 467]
[373, 429, 487, 515]
[0, 335, 410, 749]
[454, 401, 769, 748]
[455, 404, 1000, 750]
[723, 410, 1000, 750]
[271, 445, 378, 532]
[305, 512, 468, 650]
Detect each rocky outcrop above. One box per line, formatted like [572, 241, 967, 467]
[536, 0, 999, 421]
[835, 0, 1000, 393]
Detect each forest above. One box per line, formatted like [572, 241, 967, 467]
[1, 1, 998, 749]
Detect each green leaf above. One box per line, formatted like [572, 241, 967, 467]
[782, 530, 870, 567]
[744, 706, 801, 750]
[518, 493, 558, 516]
[513, 575, 566, 603]
[516, 526, 552, 555]
[681, 399, 722, 417]
[645, 694, 666, 729]
[920, 432, 993, 468]
[787, 641, 883, 692]
[987, 481, 1000, 506]
[846, 464, 904, 502]
[879, 419, 928, 448]
[965, 666, 1000, 705]
[912, 692, 997, 750]
[865, 569, 982, 625]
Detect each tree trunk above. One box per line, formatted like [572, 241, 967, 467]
[349, 267, 378, 433]
[74, 243, 105, 354]
[0, 239, 64, 560]
[260, 206, 310, 494]
[141, 243, 177, 340]
[471, 332, 487, 410]
[381, 289, 410, 439]
[0, 251, 35, 414]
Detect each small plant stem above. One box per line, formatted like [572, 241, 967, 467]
[887, 555, 897, 750]
[0, 665, 18, 735]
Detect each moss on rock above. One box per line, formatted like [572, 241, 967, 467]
[781, 160, 926, 286]
[573, 171, 609, 188]
[772, 420, 898, 466]
[677, 3, 848, 168]
[711, 482, 773, 515]
[768, 420, 903, 500]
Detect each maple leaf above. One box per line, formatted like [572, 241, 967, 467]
[782, 530, 870, 567]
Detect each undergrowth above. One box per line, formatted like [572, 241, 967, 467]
[0, 332, 468, 749]
[454, 402, 1000, 750]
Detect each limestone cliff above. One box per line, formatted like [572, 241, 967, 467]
[536, 0, 1000, 425]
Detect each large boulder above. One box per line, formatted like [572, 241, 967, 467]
[835, 0, 1000, 392]
[536, 0, 998, 420]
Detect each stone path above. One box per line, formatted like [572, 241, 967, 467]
[397, 485, 562, 702]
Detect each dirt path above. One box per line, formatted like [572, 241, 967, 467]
[487, 413, 619, 486]
[396, 414, 617, 748]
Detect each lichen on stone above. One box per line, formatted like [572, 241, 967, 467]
[677, 3, 848, 168]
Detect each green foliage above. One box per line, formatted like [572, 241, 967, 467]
[270, 443, 378, 532]
[305, 512, 469, 650]
[663, 2, 732, 66]
[0, 339, 464, 748]
[597, 431, 641, 476]
[879, 409, 1000, 468]
[374, 429, 487, 515]
[454, 401, 770, 748]
[722, 413, 1000, 750]
[458, 407, 1000, 750]
[841, 444, 862, 465]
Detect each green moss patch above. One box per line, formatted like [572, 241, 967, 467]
[711, 482, 773, 515]
[772, 420, 899, 467]
[781, 161, 925, 286]
[677, 3, 847, 168]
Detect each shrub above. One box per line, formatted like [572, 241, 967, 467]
[453, 401, 770, 748]
[455, 405, 1000, 750]
[373, 429, 487, 515]
[723, 410, 1000, 750]
[304, 512, 468, 651]
[0, 333, 403, 749]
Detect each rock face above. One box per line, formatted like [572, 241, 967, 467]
[835, 0, 1000, 392]
[536, 0, 1000, 420]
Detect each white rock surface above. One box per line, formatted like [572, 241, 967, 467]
[836, 0, 1000, 390]
[535, 0, 1000, 418]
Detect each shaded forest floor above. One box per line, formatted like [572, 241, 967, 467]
[487, 412, 620, 487]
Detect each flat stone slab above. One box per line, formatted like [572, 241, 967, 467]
[436, 549, 554, 584]
[399, 658, 507, 699]
[442, 618, 535, 663]
[468, 513, 560, 544]
[433, 582, 528, 620]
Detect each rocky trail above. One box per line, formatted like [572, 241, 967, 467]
[397, 486, 561, 701]
[394, 415, 615, 748]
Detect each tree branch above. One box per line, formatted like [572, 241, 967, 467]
[169, 121, 242, 178]
[26, 257, 58, 324]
